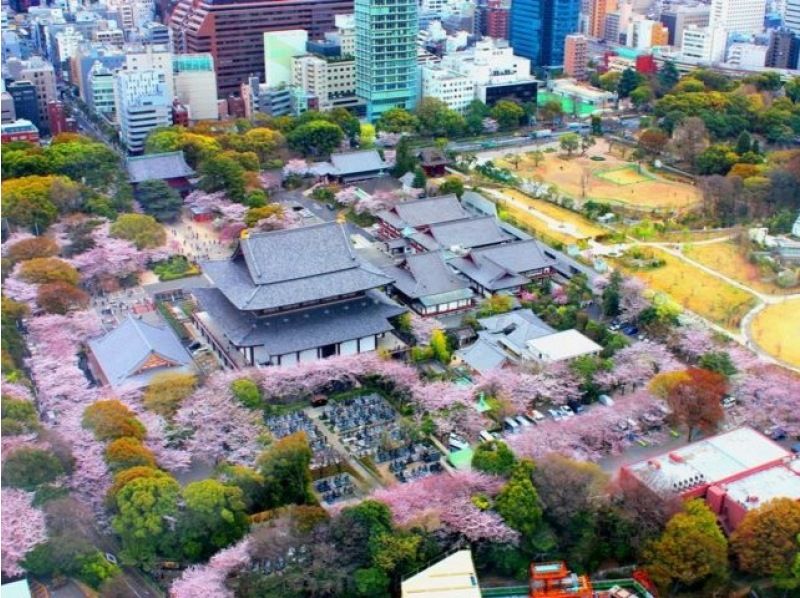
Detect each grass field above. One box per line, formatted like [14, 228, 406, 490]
[750, 300, 800, 368]
[495, 141, 702, 211]
[498, 202, 583, 246]
[613, 247, 758, 331]
[499, 188, 607, 240]
[684, 241, 796, 295]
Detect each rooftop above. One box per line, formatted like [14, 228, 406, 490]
[723, 461, 800, 511]
[383, 251, 473, 300]
[88, 315, 194, 389]
[126, 151, 195, 183]
[309, 150, 389, 177]
[401, 550, 481, 598]
[449, 240, 554, 291]
[194, 288, 404, 358]
[627, 427, 791, 495]
[378, 195, 469, 230]
[526, 329, 602, 362]
[202, 223, 393, 311]
[425, 216, 513, 251]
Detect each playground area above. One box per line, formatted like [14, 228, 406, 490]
[750, 300, 800, 368]
[494, 140, 703, 212]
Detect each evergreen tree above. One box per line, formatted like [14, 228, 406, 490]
[658, 61, 679, 92]
[735, 131, 752, 155]
[412, 166, 427, 189]
[392, 137, 416, 177]
[618, 68, 642, 98]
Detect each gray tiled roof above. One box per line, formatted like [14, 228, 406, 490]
[330, 150, 388, 175]
[126, 151, 195, 183]
[88, 315, 193, 389]
[427, 216, 512, 250]
[377, 195, 468, 229]
[202, 223, 394, 311]
[193, 288, 404, 357]
[456, 338, 509, 374]
[478, 309, 554, 357]
[383, 252, 473, 300]
[449, 240, 554, 291]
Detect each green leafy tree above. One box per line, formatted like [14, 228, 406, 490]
[1, 396, 39, 435]
[230, 378, 262, 409]
[178, 479, 249, 561]
[198, 153, 246, 201]
[734, 131, 752, 155]
[110, 213, 166, 249]
[472, 440, 517, 477]
[697, 351, 737, 378]
[538, 99, 564, 125]
[392, 136, 416, 177]
[216, 464, 267, 512]
[104, 437, 157, 471]
[560, 132, 580, 156]
[695, 145, 736, 175]
[490, 100, 525, 130]
[376, 107, 419, 133]
[437, 176, 464, 198]
[287, 120, 344, 157]
[495, 460, 543, 544]
[257, 432, 314, 508]
[2, 175, 75, 230]
[143, 372, 197, 418]
[113, 475, 181, 566]
[415, 97, 465, 137]
[18, 257, 80, 286]
[2, 447, 65, 490]
[354, 567, 390, 597]
[731, 498, 800, 578]
[785, 77, 800, 103]
[429, 329, 451, 364]
[618, 68, 643, 98]
[658, 61, 680, 92]
[135, 180, 183, 222]
[590, 115, 602, 136]
[602, 270, 622, 316]
[645, 500, 729, 593]
[83, 400, 146, 441]
[412, 166, 427, 189]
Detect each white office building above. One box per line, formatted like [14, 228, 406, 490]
[115, 69, 172, 153]
[787, 0, 800, 36]
[123, 44, 174, 98]
[421, 65, 474, 113]
[292, 54, 356, 112]
[173, 54, 218, 121]
[709, 0, 766, 35]
[681, 25, 727, 63]
[88, 61, 116, 117]
[726, 42, 767, 68]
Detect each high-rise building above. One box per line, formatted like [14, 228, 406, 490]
[681, 25, 726, 63]
[169, 0, 353, 97]
[766, 28, 799, 68]
[1, 91, 16, 123]
[589, 0, 616, 38]
[510, 0, 581, 68]
[486, 0, 510, 39]
[115, 69, 172, 153]
[123, 44, 174, 99]
[725, 42, 767, 68]
[786, 0, 800, 37]
[263, 30, 309, 88]
[88, 62, 117, 116]
[563, 33, 589, 78]
[355, 0, 418, 121]
[660, 4, 710, 47]
[7, 80, 40, 129]
[6, 57, 57, 132]
[173, 54, 219, 121]
[46, 100, 69, 136]
[709, 0, 766, 36]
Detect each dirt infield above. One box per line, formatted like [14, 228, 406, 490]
[495, 141, 702, 212]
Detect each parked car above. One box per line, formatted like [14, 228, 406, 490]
[448, 433, 469, 451]
[504, 417, 520, 432]
[721, 396, 736, 409]
[598, 394, 615, 407]
[529, 409, 545, 423]
[548, 409, 562, 421]
[516, 415, 533, 427]
[479, 430, 494, 443]
[560, 406, 575, 418]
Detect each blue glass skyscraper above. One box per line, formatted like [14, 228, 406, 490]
[509, 0, 580, 69]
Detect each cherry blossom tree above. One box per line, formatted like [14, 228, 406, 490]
[620, 277, 648, 320]
[672, 326, 716, 361]
[371, 471, 518, 543]
[1, 489, 48, 577]
[408, 312, 442, 345]
[508, 389, 664, 461]
[259, 171, 281, 191]
[594, 341, 681, 392]
[171, 537, 252, 598]
[409, 381, 473, 411]
[731, 366, 800, 436]
[3, 274, 39, 308]
[282, 159, 309, 177]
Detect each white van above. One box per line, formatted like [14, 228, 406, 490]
[479, 430, 494, 443]
[504, 417, 520, 432]
[528, 409, 546, 423]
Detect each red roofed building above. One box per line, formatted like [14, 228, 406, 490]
[620, 427, 800, 532]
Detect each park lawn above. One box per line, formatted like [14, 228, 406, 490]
[683, 241, 795, 295]
[500, 188, 607, 239]
[495, 142, 702, 212]
[614, 247, 758, 332]
[750, 300, 800, 368]
[498, 202, 579, 246]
